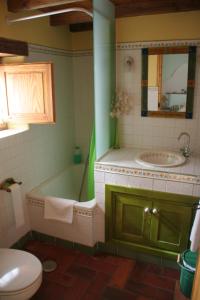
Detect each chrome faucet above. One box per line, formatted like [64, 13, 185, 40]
[177, 132, 191, 158]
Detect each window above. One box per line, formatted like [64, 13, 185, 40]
[0, 62, 55, 128]
[0, 38, 55, 135]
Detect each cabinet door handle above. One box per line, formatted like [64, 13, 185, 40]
[152, 208, 159, 215]
[144, 207, 151, 214]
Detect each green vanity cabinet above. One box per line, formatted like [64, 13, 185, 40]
[105, 184, 198, 259]
[150, 201, 192, 252]
[114, 193, 152, 245]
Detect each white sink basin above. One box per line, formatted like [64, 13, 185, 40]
[136, 151, 185, 168]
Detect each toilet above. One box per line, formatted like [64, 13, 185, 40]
[0, 249, 42, 300]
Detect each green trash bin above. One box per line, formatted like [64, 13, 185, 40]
[178, 250, 198, 298]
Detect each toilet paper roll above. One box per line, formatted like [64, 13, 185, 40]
[10, 183, 25, 228]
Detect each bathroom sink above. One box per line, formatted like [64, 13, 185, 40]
[136, 151, 185, 168]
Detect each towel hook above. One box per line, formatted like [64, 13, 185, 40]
[0, 178, 22, 192]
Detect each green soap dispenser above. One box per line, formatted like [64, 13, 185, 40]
[73, 146, 82, 164]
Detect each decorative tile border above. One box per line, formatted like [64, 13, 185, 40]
[72, 50, 93, 57]
[28, 197, 97, 217]
[117, 39, 200, 50]
[29, 44, 92, 57]
[29, 39, 200, 58]
[95, 162, 200, 184]
[29, 44, 73, 57]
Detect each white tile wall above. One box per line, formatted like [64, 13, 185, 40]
[153, 179, 166, 192]
[129, 176, 153, 190]
[165, 181, 194, 195]
[104, 172, 130, 186]
[93, 209, 105, 243]
[95, 182, 105, 194]
[29, 205, 95, 247]
[95, 171, 200, 206]
[193, 184, 200, 197]
[0, 47, 75, 247]
[94, 170, 105, 183]
[116, 48, 200, 154]
[1, 44, 200, 247]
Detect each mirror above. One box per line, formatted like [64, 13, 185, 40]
[141, 46, 196, 118]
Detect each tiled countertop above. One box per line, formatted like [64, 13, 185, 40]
[95, 148, 200, 185]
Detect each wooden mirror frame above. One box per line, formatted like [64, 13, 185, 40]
[141, 46, 196, 119]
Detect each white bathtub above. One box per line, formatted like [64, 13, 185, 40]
[29, 164, 89, 201]
[27, 164, 97, 247]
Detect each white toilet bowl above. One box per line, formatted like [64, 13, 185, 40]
[0, 249, 42, 300]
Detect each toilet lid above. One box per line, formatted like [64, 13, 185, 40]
[0, 249, 42, 293]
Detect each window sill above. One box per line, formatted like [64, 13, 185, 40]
[0, 125, 29, 139]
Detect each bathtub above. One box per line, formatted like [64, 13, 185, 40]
[29, 164, 89, 201]
[27, 164, 97, 247]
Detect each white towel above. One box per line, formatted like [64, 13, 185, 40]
[10, 183, 25, 228]
[190, 201, 200, 252]
[44, 197, 76, 224]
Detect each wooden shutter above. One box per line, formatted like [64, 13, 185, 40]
[0, 62, 55, 124]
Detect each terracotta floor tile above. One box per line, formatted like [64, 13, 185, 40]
[25, 240, 41, 252]
[32, 279, 69, 300]
[85, 256, 117, 275]
[130, 261, 148, 280]
[135, 295, 154, 300]
[61, 276, 93, 300]
[142, 272, 175, 291]
[75, 252, 91, 266]
[115, 256, 136, 266]
[82, 292, 102, 300]
[102, 254, 125, 266]
[145, 263, 180, 281]
[44, 272, 76, 288]
[58, 254, 77, 273]
[89, 272, 110, 295]
[26, 244, 58, 262]
[109, 259, 135, 289]
[162, 267, 180, 280]
[156, 288, 174, 300]
[102, 286, 138, 300]
[67, 264, 96, 279]
[126, 280, 158, 298]
[96, 253, 135, 267]
[27, 241, 179, 300]
[146, 263, 163, 275]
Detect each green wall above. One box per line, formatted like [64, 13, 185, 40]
[93, 0, 115, 159]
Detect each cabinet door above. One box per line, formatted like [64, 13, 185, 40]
[150, 201, 192, 252]
[113, 193, 152, 244]
[0, 62, 55, 123]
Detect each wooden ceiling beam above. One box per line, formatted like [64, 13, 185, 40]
[69, 22, 92, 32]
[115, 0, 200, 18]
[46, 1, 92, 26]
[6, 0, 200, 32]
[7, 0, 88, 12]
[40, 0, 92, 12]
[50, 12, 91, 25]
[0, 37, 28, 56]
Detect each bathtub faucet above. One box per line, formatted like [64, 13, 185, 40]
[177, 132, 191, 158]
